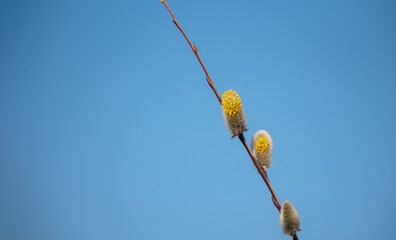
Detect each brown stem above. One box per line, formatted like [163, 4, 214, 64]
[293, 234, 299, 240]
[161, 0, 222, 104]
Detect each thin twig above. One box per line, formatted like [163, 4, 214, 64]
[161, 0, 222, 103]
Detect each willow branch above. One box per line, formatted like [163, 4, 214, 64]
[160, 1, 299, 239]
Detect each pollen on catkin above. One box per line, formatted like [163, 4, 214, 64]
[221, 90, 247, 138]
[280, 201, 301, 237]
[251, 130, 273, 170]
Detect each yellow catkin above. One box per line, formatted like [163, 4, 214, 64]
[256, 137, 269, 154]
[222, 90, 242, 118]
[251, 130, 273, 170]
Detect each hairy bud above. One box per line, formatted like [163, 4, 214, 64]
[251, 130, 273, 170]
[280, 201, 301, 236]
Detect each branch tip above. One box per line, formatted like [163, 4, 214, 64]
[160, 1, 222, 104]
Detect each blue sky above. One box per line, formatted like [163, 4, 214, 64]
[0, 0, 395, 239]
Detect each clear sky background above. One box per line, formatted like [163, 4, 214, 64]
[1, 0, 395, 239]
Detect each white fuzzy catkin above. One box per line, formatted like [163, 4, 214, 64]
[221, 90, 247, 138]
[222, 108, 247, 138]
[280, 201, 301, 236]
[251, 130, 273, 170]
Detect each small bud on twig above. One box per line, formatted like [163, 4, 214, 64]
[172, 19, 179, 27]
